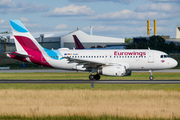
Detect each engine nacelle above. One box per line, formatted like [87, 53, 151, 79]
[98, 66, 126, 76]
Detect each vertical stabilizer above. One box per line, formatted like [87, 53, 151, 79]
[9, 20, 52, 67]
[10, 20, 43, 53]
[73, 35, 85, 49]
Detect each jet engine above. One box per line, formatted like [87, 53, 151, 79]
[98, 66, 126, 76]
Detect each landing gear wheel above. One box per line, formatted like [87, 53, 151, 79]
[149, 76, 153, 80]
[94, 74, 100, 80]
[149, 70, 153, 81]
[89, 75, 94, 80]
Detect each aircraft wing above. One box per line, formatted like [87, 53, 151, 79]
[63, 57, 106, 67]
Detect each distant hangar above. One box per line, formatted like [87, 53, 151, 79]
[0, 29, 124, 52]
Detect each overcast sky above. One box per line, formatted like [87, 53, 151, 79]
[0, 0, 180, 38]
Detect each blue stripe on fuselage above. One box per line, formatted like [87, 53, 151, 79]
[43, 48, 63, 60]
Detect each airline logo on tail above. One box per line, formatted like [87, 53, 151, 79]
[9, 20, 53, 67]
[72, 35, 85, 49]
[10, 20, 28, 33]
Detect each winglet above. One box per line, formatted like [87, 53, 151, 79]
[72, 35, 85, 49]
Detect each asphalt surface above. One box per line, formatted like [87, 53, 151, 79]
[0, 69, 180, 73]
[0, 80, 180, 84]
[0, 69, 179, 84]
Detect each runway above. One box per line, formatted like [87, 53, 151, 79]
[0, 80, 180, 84]
[0, 69, 180, 73]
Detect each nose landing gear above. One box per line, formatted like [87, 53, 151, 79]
[149, 70, 153, 80]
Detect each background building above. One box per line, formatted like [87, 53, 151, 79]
[0, 29, 124, 53]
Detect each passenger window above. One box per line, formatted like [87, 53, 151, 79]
[94, 56, 96, 58]
[100, 56, 101, 58]
[144, 56, 146, 58]
[102, 56, 104, 58]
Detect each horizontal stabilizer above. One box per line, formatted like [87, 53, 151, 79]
[6, 52, 30, 58]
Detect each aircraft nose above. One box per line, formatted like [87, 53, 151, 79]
[172, 59, 178, 68]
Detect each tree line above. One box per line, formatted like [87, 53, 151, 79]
[126, 36, 180, 53]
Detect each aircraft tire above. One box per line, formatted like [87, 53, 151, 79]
[95, 74, 100, 80]
[149, 76, 153, 80]
[89, 75, 95, 80]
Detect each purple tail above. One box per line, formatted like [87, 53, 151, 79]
[73, 35, 85, 49]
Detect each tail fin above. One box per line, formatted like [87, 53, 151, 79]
[72, 35, 85, 49]
[9, 20, 52, 67]
[10, 20, 43, 53]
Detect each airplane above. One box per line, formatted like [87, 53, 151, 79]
[6, 20, 178, 80]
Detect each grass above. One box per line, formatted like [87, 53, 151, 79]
[0, 72, 180, 80]
[0, 84, 180, 91]
[0, 115, 177, 120]
[0, 115, 176, 120]
[0, 89, 179, 119]
[0, 72, 180, 120]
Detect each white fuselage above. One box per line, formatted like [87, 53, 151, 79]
[43, 49, 177, 71]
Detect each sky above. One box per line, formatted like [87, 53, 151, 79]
[0, 0, 180, 38]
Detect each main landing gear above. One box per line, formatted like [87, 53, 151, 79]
[89, 74, 100, 80]
[149, 70, 153, 80]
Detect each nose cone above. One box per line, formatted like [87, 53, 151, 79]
[172, 59, 178, 68]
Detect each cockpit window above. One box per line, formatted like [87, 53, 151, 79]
[160, 55, 170, 58]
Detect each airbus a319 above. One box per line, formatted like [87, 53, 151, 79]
[7, 20, 178, 80]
